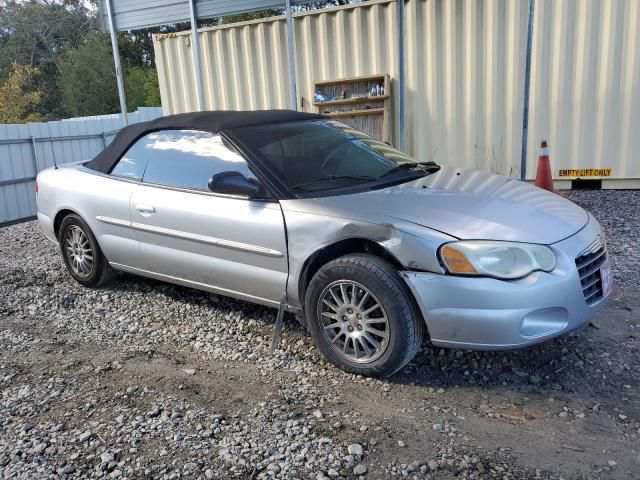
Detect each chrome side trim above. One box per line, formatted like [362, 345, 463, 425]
[96, 215, 130, 228]
[109, 262, 285, 309]
[131, 222, 285, 257]
[95, 215, 284, 258]
[578, 235, 604, 257]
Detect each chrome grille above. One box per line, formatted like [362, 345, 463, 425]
[575, 239, 607, 305]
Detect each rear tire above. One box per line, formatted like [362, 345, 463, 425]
[58, 214, 116, 288]
[305, 254, 423, 378]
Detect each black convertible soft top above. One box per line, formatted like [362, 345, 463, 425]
[85, 109, 325, 174]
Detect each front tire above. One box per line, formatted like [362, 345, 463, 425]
[305, 254, 423, 378]
[58, 214, 116, 288]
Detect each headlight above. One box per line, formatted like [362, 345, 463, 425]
[439, 241, 556, 279]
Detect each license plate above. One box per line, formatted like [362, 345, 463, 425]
[600, 258, 613, 297]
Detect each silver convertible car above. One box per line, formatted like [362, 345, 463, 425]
[36, 110, 613, 377]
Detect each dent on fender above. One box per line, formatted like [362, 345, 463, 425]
[281, 201, 452, 308]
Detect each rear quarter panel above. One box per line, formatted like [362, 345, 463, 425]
[36, 166, 137, 265]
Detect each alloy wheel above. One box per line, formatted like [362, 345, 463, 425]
[64, 225, 94, 277]
[317, 280, 390, 363]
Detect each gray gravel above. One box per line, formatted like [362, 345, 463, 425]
[1, 189, 638, 479]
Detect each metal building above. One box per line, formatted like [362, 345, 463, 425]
[152, 0, 640, 188]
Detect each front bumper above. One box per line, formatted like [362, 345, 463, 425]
[402, 215, 611, 350]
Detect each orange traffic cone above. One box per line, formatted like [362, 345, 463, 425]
[534, 139, 555, 192]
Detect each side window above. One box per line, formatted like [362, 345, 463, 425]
[110, 134, 156, 180]
[142, 130, 259, 191]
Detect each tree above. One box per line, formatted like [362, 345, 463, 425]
[58, 34, 119, 117]
[0, 0, 363, 120]
[0, 1, 168, 118]
[0, 0, 97, 118]
[221, 10, 282, 24]
[0, 0, 94, 72]
[125, 66, 161, 110]
[0, 62, 43, 123]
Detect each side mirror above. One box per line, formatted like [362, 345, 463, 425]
[208, 171, 262, 198]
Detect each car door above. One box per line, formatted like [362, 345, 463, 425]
[89, 132, 155, 269]
[130, 129, 288, 307]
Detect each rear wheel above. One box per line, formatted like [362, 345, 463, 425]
[58, 214, 116, 288]
[305, 254, 423, 377]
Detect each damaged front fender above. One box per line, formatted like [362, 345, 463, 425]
[280, 199, 455, 309]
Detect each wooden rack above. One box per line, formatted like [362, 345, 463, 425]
[313, 73, 390, 143]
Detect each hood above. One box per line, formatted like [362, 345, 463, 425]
[317, 167, 588, 244]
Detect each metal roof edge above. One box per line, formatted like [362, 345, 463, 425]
[155, 0, 396, 40]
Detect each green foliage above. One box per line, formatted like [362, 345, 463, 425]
[0, 0, 165, 119]
[221, 10, 283, 24]
[0, 0, 360, 121]
[116, 21, 218, 69]
[125, 67, 161, 110]
[0, 62, 43, 123]
[58, 34, 119, 117]
[0, 0, 96, 119]
[58, 33, 161, 117]
[0, 0, 94, 72]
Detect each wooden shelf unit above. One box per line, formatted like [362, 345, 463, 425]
[325, 108, 385, 118]
[313, 74, 391, 143]
[312, 95, 389, 107]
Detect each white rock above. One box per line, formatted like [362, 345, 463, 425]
[101, 452, 115, 464]
[354, 464, 367, 475]
[348, 444, 363, 456]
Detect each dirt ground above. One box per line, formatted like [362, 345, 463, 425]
[1, 190, 638, 479]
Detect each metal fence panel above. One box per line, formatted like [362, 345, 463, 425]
[0, 108, 163, 225]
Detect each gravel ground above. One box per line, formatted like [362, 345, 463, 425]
[0, 189, 638, 479]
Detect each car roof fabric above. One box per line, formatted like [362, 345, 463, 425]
[85, 109, 326, 173]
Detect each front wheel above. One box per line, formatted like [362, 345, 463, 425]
[305, 254, 423, 377]
[58, 214, 116, 288]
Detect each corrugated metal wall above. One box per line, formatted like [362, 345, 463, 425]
[293, 1, 399, 136]
[155, 0, 526, 176]
[405, 0, 528, 176]
[0, 108, 162, 225]
[527, 0, 640, 183]
[155, 10, 296, 114]
[154, 0, 640, 183]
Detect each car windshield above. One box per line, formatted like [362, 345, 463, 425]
[228, 120, 438, 195]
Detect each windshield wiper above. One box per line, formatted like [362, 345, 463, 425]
[380, 161, 440, 178]
[291, 175, 376, 191]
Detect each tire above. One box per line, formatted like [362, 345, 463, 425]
[305, 254, 423, 378]
[58, 213, 117, 288]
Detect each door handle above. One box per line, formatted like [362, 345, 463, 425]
[135, 204, 155, 215]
